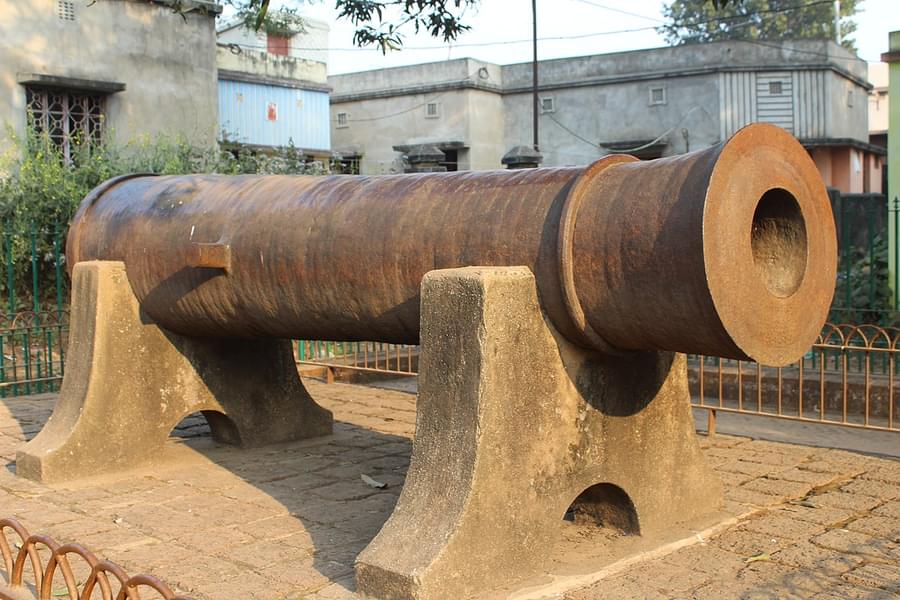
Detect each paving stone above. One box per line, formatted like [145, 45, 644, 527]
[221, 537, 310, 571]
[565, 573, 669, 599]
[726, 486, 788, 508]
[737, 450, 811, 467]
[779, 503, 857, 527]
[734, 561, 832, 599]
[812, 528, 899, 562]
[770, 540, 865, 576]
[808, 490, 885, 513]
[717, 470, 757, 487]
[800, 460, 867, 477]
[840, 478, 900, 500]
[874, 500, 900, 520]
[844, 514, 900, 541]
[772, 467, 845, 487]
[2, 381, 898, 600]
[307, 578, 358, 600]
[710, 526, 790, 557]
[809, 582, 900, 599]
[717, 459, 779, 478]
[740, 477, 813, 500]
[740, 439, 825, 458]
[741, 513, 827, 540]
[841, 563, 900, 593]
[660, 542, 746, 576]
[860, 463, 900, 485]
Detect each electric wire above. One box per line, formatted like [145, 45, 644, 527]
[219, 0, 839, 53]
[547, 106, 706, 153]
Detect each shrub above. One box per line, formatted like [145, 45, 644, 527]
[0, 127, 329, 313]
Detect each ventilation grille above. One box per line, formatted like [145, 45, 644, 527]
[58, 0, 75, 21]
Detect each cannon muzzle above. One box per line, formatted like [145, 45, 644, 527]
[68, 124, 836, 366]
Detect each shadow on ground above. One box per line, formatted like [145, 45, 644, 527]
[171, 391, 412, 593]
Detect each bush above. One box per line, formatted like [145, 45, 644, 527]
[0, 128, 330, 313]
[830, 232, 898, 327]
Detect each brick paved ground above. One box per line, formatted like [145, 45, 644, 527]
[0, 380, 898, 599]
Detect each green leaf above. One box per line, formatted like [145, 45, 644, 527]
[745, 553, 771, 563]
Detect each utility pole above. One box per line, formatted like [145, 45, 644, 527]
[532, 0, 539, 151]
[834, 0, 841, 45]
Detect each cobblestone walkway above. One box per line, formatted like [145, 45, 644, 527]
[1, 381, 898, 599]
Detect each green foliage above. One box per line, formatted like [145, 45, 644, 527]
[0, 128, 329, 313]
[831, 233, 898, 326]
[223, 0, 308, 34]
[660, 0, 861, 51]
[221, 0, 477, 53]
[337, 0, 478, 53]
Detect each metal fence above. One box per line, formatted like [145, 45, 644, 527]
[0, 223, 68, 397]
[829, 191, 897, 325]
[296, 325, 900, 434]
[1, 517, 192, 600]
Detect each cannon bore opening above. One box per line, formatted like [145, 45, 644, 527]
[751, 188, 808, 298]
[564, 483, 639, 535]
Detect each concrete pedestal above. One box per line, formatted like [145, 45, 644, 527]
[356, 266, 723, 600]
[16, 261, 332, 483]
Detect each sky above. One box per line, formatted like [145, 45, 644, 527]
[277, 0, 899, 75]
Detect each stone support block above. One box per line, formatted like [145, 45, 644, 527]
[16, 261, 332, 483]
[356, 266, 724, 599]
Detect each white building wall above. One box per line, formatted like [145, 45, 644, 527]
[217, 17, 328, 64]
[0, 0, 219, 155]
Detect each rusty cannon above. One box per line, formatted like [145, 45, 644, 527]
[19, 124, 836, 599]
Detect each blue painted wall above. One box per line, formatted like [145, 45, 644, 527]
[218, 79, 331, 151]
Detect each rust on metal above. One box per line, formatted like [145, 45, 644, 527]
[0, 518, 192, 600]
[68, 123, 836, 366]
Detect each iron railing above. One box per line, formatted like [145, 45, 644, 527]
[0, 312, 67, 397]
[0, 518, 191, 600]
[693, 323, 898, 433]
[829, 191, 898, 326]
[295, 324, 900, 434]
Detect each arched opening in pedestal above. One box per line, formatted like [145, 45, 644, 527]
[564, 482, 639, 535]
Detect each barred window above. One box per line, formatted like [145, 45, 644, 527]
[26, 87, 106, 163]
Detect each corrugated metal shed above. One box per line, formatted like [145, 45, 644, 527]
[218, 79, 331, 151]
[719, 70, 827, 140]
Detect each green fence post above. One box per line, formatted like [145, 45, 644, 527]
[23, 327, 31, 396]
[867, 203, 875, 315]
[30, 223, 39, 315]
[57, 319, 65, 379]
[0, 335, 5, 399]
[45, 327, 54, 391]
[36, 349, 43, 394]
[894, 197, 899, 310]
[53, 222, 63, 317]
[4, 223, 14, 317]
[842, 197, 851, 316]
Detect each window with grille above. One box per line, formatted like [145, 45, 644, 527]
[425, 102, 441, 119]
[336, 112, 349, 128]
[540, 97, 555, 113]
[26, 87, 106, 163]
[649, 86, 666, 106]
[57, 0, 75, 21]
[769, 81, 783, 95]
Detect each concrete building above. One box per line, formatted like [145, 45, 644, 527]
[0, 0, 220, 160]
[869, 62, 889, 149]
[331, 39, 883, 193]
[216, 17, 331, 157]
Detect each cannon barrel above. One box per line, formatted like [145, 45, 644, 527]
[67, 124, 836, 366]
